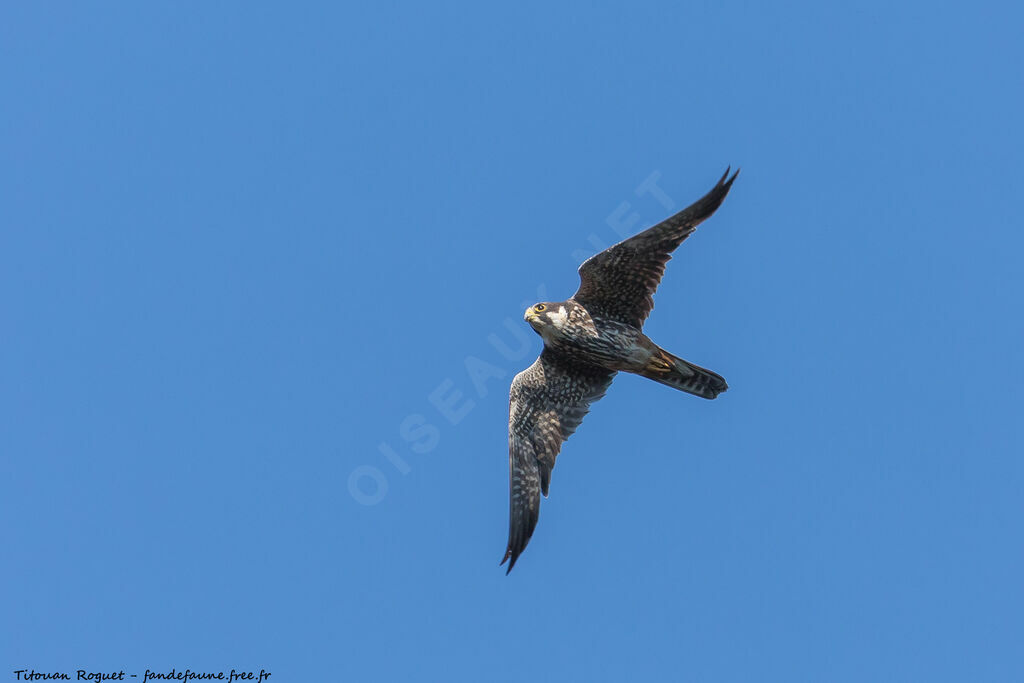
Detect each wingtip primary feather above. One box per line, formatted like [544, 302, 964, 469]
[681, 166, 739, 228]
[719, 166, 740, 191]
[726, 166, 740, 187]
[501, 547, 519, 574]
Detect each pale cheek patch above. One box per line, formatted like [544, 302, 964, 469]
[550, 306, 569, 330]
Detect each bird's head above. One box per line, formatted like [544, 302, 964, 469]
[524, 302, 568, 338]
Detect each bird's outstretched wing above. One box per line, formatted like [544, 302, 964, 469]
[502, 347, 615, 573]
[573, 168, 739, 327]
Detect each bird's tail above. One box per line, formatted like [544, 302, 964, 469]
[637, 348, 728, 400]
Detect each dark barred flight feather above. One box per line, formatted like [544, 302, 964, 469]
[503, 168, 738, 573]
[574, 167, 738, 327]
[502, 348, 615, 573]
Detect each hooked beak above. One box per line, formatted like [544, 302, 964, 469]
[524, 306, 548, 337]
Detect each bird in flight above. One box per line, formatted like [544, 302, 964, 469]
[502, 168, 739, 573]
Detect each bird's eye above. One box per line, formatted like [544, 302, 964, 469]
[534, 304, 546, 312]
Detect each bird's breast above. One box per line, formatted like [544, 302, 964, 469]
[548, 318, 650, 371]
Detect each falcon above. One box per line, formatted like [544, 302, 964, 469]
[502, 168, 739, 573]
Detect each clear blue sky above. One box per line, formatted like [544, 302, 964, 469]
[3, 2, 1022, 681]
